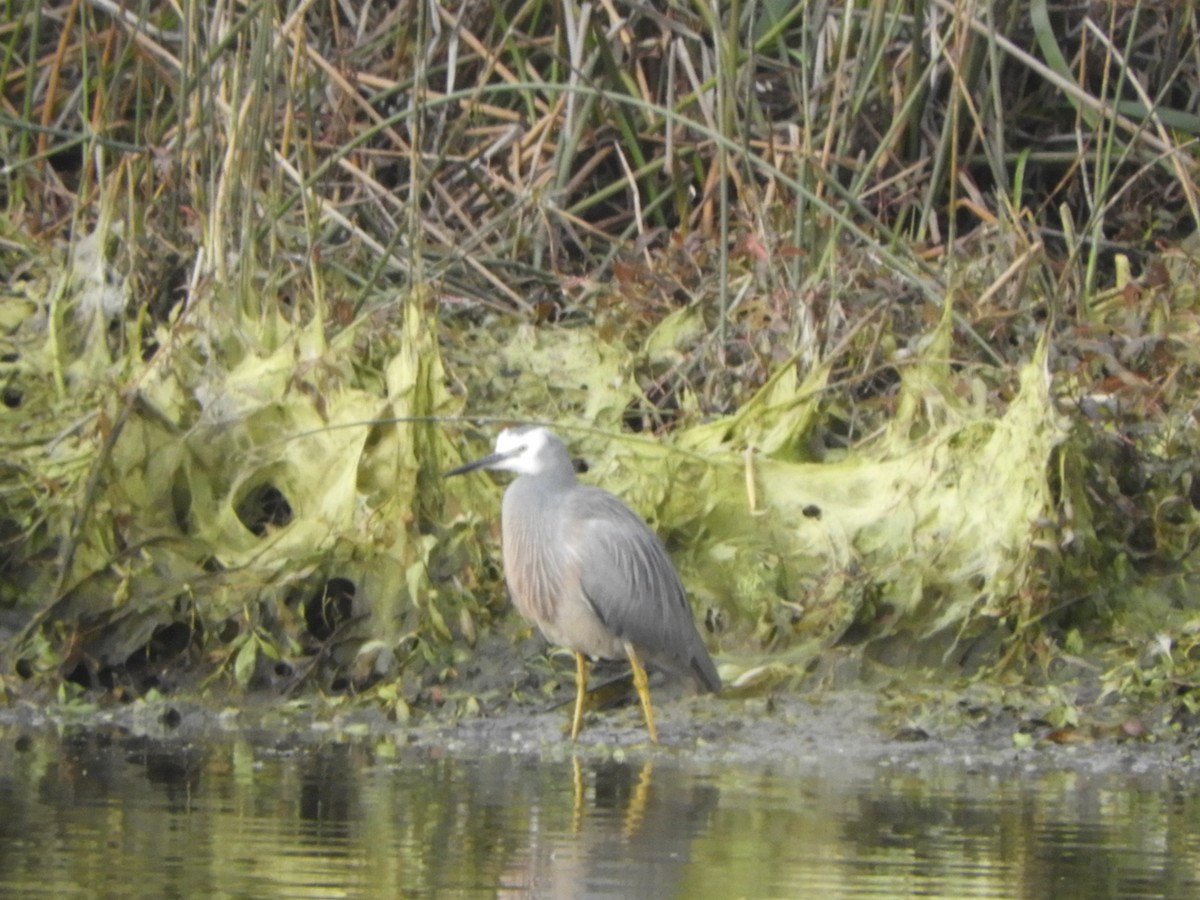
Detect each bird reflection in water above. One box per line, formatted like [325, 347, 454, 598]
[499, 756, 720, 898]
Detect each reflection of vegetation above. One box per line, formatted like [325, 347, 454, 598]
[2, 729, 1196, 897]
[2, 1, 1200, 718]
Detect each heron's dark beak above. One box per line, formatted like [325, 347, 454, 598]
[445, 451, 508, 477]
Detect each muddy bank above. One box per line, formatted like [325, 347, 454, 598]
[4, 623, 1196, 776]
[3, 678, 1197, 781]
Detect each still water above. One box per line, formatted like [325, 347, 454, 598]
[0, 724, 1196, 899]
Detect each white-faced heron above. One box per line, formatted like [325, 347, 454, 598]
[447, 426, 720, 741]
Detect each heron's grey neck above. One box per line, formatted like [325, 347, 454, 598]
[524, 448, 578, 491]
[501, 468, 576, 625]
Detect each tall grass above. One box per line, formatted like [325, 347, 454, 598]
[5, 2, 1195, 331]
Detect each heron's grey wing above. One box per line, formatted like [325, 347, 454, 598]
[564, 487, 720, 691]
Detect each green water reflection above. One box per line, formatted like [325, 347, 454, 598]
[0, 726, 1196, 898]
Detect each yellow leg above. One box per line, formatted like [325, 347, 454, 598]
[624, 643, 659, 743]
[570, 651, 589, 740]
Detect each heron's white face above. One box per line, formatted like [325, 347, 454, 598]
[492, 426, 553, 475]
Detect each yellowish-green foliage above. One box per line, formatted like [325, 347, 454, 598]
[3, 214, 463, 686]
[3, 0, 1200, 707]
[437, 300, 1066, 689]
